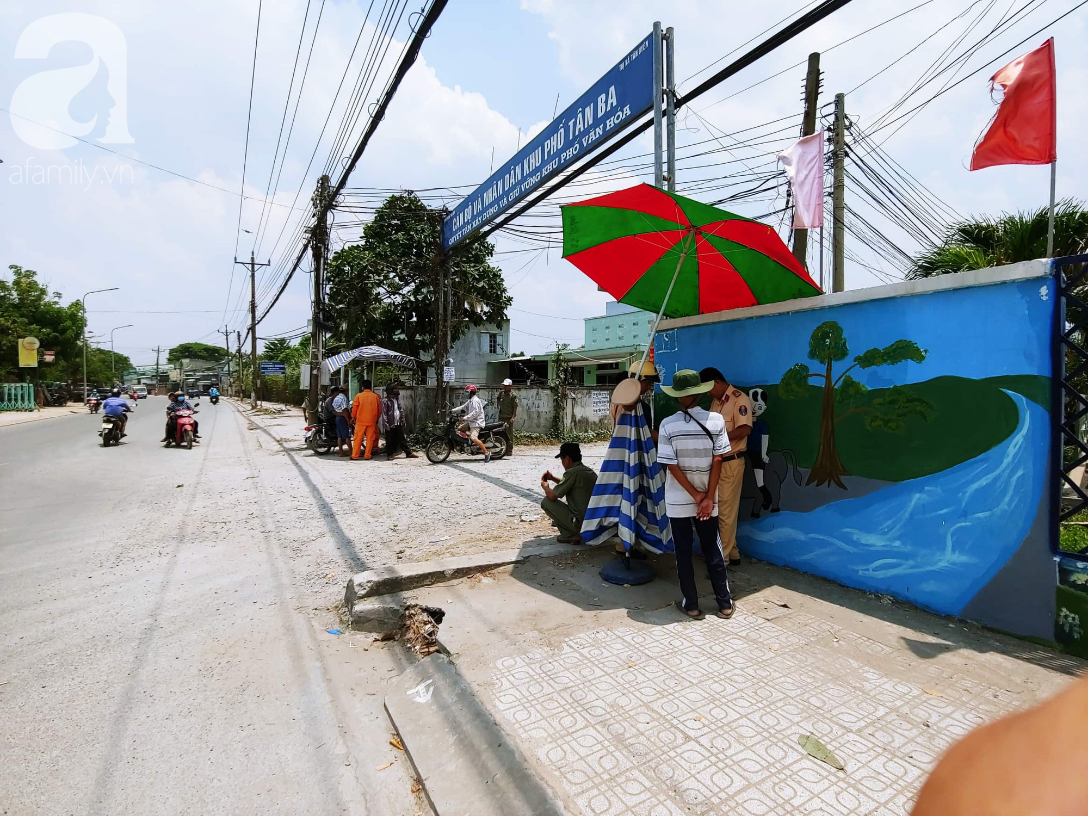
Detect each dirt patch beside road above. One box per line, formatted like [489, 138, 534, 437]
[233, 401, 608, 605]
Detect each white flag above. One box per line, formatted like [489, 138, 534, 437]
[778, 130, 825, 229]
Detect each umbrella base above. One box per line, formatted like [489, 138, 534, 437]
[600, 555, 656, 586]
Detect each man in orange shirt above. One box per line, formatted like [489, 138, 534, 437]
[700, 367, 752, 567]
[351, 379, 382, 460]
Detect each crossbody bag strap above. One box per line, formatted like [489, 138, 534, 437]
[681, 408, 715, 443]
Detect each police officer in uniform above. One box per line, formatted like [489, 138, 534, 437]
[699, 367, 752, 566]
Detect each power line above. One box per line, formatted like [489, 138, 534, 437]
[252, 0, 450, 337]
[221, 0, 265, 333]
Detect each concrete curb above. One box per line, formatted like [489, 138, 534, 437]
[0, 409, 83, 428]
[385, 653, 567, 816]
[345, 540, 610, 608]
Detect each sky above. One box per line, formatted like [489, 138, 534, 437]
[1, 0, 1086, 367]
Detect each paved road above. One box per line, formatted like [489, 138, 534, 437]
[0, 398, 368, 815]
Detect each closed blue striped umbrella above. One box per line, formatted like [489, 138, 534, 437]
[580, 404, 673, 554]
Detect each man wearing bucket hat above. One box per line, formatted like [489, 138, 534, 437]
[657, 369, 735, 620]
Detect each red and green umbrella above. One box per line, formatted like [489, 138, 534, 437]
[561, 184, 820, 317]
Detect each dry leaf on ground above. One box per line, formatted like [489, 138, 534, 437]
[798, 734, 845, 770]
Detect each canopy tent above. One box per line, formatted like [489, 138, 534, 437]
[322, 345, 416, 374]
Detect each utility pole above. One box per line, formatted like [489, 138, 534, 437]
[235, 252, 270, 409]
[236, 331, 243, 398]
[219, 328, 232, 392]
[154, 346, 162, 392]
[832, 92, 846, 293]
[308, 175, 330, 421]
[792, 52, 822, 268]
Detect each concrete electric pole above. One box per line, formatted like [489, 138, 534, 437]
[792, 52, 821, 269]
[220, 327, 232, 394]
[235, 252, 270, 409]
[308, 175, 330, 420]
[832, 92, 846, 294]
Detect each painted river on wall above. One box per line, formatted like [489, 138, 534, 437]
[736, 390, 1047, 615]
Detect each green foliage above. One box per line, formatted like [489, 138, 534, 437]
[779, 363, 811, 399]
[1060, 524, 1088, 554]
[864, 386, 934, 433]
[836, 374, 868, 406]
[909, 199, 1088, 278]
[261, 337, 303, 363]
[0, 265, 84, 381]
[326, 192, 510, 379]
[854, 339, 928, 369]
[167, 342, 227, 364]
[807, 321, 849, 364]
[549, 344, 574, 438]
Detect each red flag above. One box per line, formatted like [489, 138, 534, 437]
[970, 38, 1056, 170]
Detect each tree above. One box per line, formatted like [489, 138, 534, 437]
[326, 192, 510, 381]
[780, 321, 929, 488]
[0, 265, 84, 381]
[261, 337, 303, 363]
[908, 199, 1088, 278]
[167, 342, 227, 365]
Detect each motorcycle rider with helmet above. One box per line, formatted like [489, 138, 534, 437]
[451, 384, 490, 462]
[101, 388, 133, 437]
[163, 391, 200, 443]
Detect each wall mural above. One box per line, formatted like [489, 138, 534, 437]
[655, 273, 1056, 639]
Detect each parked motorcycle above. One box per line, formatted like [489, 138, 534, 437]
[304, 417, 335, 455]
[99, 414, 123, 447]
[165, 406, 198, 450]
[425, 414, 509, 463]
[87, 396, 100, 414]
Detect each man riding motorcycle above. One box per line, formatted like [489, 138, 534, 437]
[209, 386, 219, 403]
[163, 391, 200, 443]
[452, 384, 491, 462]
[101, 388, 133, 437]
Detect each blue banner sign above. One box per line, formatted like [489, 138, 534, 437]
[259, 361, 287, 375]
[442, 33, 655, 249]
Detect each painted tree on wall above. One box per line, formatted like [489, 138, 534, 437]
[780, 321, 930, 488]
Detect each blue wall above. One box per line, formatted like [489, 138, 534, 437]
[655, 273, 1057, 638]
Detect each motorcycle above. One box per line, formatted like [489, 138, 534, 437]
[99, 414, 123, 447]
[304, 417, 335, 455]
[425, 414, 509, 463]
[87, 396, 100, 414]
[165, 406, 198, 450]
[210, 394, 219, 405]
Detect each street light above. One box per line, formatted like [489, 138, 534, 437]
[82, 288, 118, 401]
[109, 324, 133, 378]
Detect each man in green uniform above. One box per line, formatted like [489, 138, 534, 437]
[540, 442, 598, 544]
[497, 378, 519, 453]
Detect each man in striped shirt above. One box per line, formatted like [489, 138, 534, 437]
[658, 369, 735, 620]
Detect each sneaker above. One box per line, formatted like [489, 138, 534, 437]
[484, 452, 491, 463]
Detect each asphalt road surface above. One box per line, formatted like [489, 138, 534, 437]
[0, 398, 369, 815]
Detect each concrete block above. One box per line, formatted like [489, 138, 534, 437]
[345, 540, 604, 606]
[385, 653, 565, 816]
[349, 601, 402, 635]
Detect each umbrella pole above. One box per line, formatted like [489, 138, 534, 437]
[631, 231, 694, 378]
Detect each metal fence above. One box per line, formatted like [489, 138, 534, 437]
[1054, 255, 1088, 554]
[0, 383, 37, 411]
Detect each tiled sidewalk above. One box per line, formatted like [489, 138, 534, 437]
[490, 609, 1010, 815]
